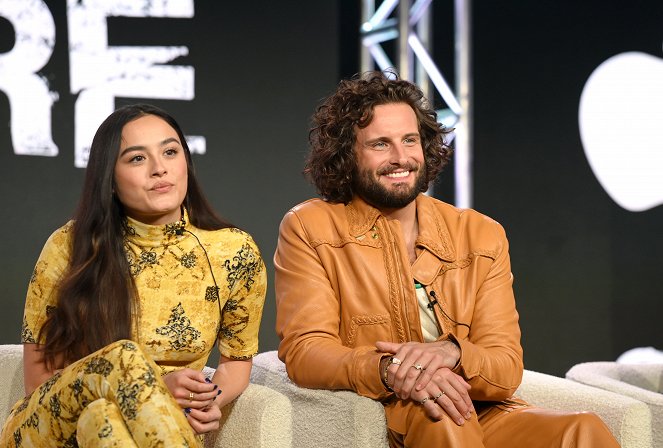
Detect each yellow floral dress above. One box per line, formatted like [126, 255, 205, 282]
[1, 213, 267, 447]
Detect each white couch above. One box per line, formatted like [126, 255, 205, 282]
[251, 350, 653, 448]
[567, 362, 663, 448]
[4, 344, 652, 447]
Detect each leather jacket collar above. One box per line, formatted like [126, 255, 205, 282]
[346, 194, 457, 264]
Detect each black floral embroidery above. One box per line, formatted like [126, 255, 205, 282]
[49, 394, 61, 418]
[69, 378, 84, 399]
[219, 315, 249, 343]
[117, 381, 140, 420]
[38, 374, 59, 405]
[21, 317, 35, 343]
[13, 429, 21, 446]
[156, 303, 201, 351]
[205, 286, 219, 302]
[180, 251, 197, 268]
[219, 326, 234, 339]
[99, 422, 113, 439]
[122, 222, 138, 237]
[223, 299, 238, 311]
[23, 412, 39, 429]
[125, 247, 158, 276]
[63, 433, 78, 448]
[224, 243, 262, 292]
[140, 250, 157, 265]
[121, 340, 137, 351]
[140, 366, 157, 387]
[13, 396, 30, 415]
[126, 250, 140, 276]
[45, 305, 56, 316]
[84, 357, 114, 377]
[164, 220, 185, 237]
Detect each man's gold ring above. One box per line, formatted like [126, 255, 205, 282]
[420, 396, 433, 405]
[189, 392, 195, 402]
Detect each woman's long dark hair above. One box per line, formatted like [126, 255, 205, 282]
[39, 104, 232, 368]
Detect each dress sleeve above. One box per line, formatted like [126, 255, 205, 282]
[21, 223, 73, 344]
[216, 231, 267, 360]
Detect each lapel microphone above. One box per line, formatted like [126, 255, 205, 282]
[427, 290, 439, 310]
[426, 288, 471, 331]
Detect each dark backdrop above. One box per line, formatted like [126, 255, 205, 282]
[1, 1, 661, 377]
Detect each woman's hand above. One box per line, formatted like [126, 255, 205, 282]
[166, 356, 252, 434]
[185, 395, 223, 434]
[162, 368, 220, 410]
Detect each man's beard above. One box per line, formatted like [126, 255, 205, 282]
[353, 165, 427, 210]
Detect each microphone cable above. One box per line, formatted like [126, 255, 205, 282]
[176, 225, 224, 324]
[426, 289, 471, 332]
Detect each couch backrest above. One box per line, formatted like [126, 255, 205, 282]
[0, 344, 25, 422]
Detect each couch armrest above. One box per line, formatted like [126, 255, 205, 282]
[251, 351, 389, 448]
[204, 383, 292, 448]
[517, 369, 652, 448]
[566, 362, 663, 448]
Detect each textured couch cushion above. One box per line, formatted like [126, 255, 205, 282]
[567, 362, 663, 448]
[520, 368, 652, 448]
[251, 350, 389, 447]
[0, 344, 292, 448]
[253, 350, 652, 448]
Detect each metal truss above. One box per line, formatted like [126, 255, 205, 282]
[360, 0, 472, 208]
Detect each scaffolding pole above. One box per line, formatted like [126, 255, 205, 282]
[360, 0, 473, 208]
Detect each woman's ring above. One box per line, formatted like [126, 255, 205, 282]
[412, 363, 425, 371]
[390, 357, 402, 366]
[433, 391, 445, 400]
[189, 392, 195, 402]
[420, 396, 433, 405]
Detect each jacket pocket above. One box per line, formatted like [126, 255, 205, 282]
[345, 315, 390, 348]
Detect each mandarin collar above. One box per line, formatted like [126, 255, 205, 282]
[123, 209, 189, 248]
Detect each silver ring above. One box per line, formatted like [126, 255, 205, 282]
[390, 357, 402, 366]
[420, 396, 433, 405]
[412, 363, 425, 371]
[433, 391, 445, 400]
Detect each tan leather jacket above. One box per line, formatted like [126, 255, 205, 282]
[275, 194, 523, 402]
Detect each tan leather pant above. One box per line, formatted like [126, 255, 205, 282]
[385, 397, 620, 447]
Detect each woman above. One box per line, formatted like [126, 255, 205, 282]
[0, 104, 266, 446]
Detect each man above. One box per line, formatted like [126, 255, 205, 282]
[274, 71, 618, 447]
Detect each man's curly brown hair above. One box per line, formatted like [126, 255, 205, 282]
[305, 70, 453, 204]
